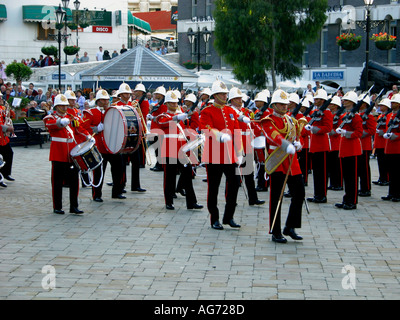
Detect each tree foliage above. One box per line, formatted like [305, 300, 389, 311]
[5, 62, 33, 84]
[214, 0, 328, 89]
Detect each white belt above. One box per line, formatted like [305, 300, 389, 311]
[164, 134, 184, 139]
[52, 137, 74, 143]
[241, 132, 251, 136]
[270, 146, 277, 150]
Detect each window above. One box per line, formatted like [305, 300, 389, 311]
[320, 26, 328, 66]
[37, 23, 55, 41]
[206, 0, 212, 17]
[388, 20, 397, 63]
[192, 0, 197, 18]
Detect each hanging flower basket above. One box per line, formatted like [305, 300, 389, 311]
[63, 46, 80, 56]
[41, 46, 58, 56]
[183, 61, 197, 69]
[67, 23, 78, 30]
[79, 23, 90, 29]
[371, 33, 397, 50]
[201, 62, 212, 70]
[336, 33, 361, 51]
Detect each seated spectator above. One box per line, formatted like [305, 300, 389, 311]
[43, 55, 53, 67]
[72, 54, 80, 64]
[112, 50, 119, 59]
[80, 52, 89, 63]
[34, 89, 47, 104]
[103, 50, 111, 60]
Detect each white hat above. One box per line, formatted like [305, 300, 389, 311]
[342, 91, 358, 104]
[134, 83, 146, 92]
[118, 83, 132, 95]
[64, 90, 76, 100]
[184, 93, 197, 104]
[254, 91, 269, 104]
[391, 93, 400, 104]
[331, 96, 342, 107]
[54, 94, 69, 106]
[306, 93, 314, 104]
[358, 93, 371, 106]
[164, 90, 179, 103]
[96, 89, 110, 101]
[211, 80, 229, 96]
[314, 88, 328, 100]
[173, 90, 181, 99]
[261, 89, 271, 98]
[288, 93, 300, 104]
[200, 87, 212, 97]
[270, 89, 289, 105]
[228, 87, 243, 101]
[301, 98, 310, 108]
[111, 90, 119, 98]
[379, 98, 391, 109]
[154, 86, 166, 96]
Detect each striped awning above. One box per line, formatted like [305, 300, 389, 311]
[128, 11, 151, 34]
[0, 4, 7, 21]
[22, 5, 72, 22]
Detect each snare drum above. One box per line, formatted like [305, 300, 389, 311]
[70, 140, 103, 173]
[103, 105, 143, 154]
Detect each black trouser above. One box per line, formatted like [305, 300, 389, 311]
[0, 143, 13, 177]
[163, 158, 197, 207]
[387, 153, 400, 198]
[298, 148, 309, 185]
[341, 156, 358, 205]
[206, 163, 240, 224]
[327, 150, 343, 188]
[357, 150, 371, 193]
[122, 149, 142, 191]
[51, 161, 79, 210]
[238, 156, 258, 204]
[311, 151, 327, 199]
[92, 153, 124, 199]
[269, 172, 304, 235]
[375, 148, 389, 183]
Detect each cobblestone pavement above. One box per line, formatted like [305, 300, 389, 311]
[0, 143, 399, 300]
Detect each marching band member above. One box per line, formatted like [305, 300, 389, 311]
[43, 94, 91, 214]
[327, 96, 344, 191]
[200, 80, 242, 230]
[382, 94, 400, 202]
[82, 89, 126, 201]
[305, 89, 333, 204]
[261, 89, 305, 243]
[335, 91, 363, 210]
[358, 94, 376, 197]
[155, 90, 203, 210]
[149, 86, 167, 172]
[373, 98, 391, 187]
[0, 95, 15, 187]
[182, 93, 200, 132]
[228, 87, 265, 206]
[198, 88, 212, 111]
[65, 89, 81, 118]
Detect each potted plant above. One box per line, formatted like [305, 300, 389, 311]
[201, 61, 212, 70]
[336, 32, 361, 51]
[183, 60, 197, 69]
[41, 45, 58, 56]
[67, 23, 78, 30]
[63, 45, 80, 56]
[371, 32, 397, 50]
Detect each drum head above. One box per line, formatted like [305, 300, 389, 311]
[103, 107, 128, 154]
[70, 140, 95, 157]
[251, 136, 266, 149]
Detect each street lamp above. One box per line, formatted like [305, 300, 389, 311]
[55, 5, 66, 90]
[62, 0, 70, 64]
[187, 26, 211, 72]
[364, 0, 373, 91]
[73, 0, 80, 47]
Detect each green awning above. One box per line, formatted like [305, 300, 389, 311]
[128, 11, 151, 34]
[0, 4, 7, 21]
[22, 5, 72, 22]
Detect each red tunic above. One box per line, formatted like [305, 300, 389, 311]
[200, 104, 242, 164]
[309, 109, 333, 153]
[261, 114, 302, 176]
[384, 112, 400, 154]
[360, 112, 377, 151]
[156, 112, 187, 159]
[0, 106, 10, 146]
[338, 113, 363, 158]
[81, 107, 108, 154]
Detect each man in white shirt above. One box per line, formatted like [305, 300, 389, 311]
[96, 47, 104, 61]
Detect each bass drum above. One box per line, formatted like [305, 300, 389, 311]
[103, 105, 143, 154]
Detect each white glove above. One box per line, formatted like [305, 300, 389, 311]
[238, 115, 251, 124]
[147, 120, 152, 129]
[304, 124, 312, 131]
[175, 113, 188, 121]
[383, 132, 392, 139]
[219, 133, 232, 143]
[293, 141, 302, 151]
[336, 128, 343, 135]
[87, 136, 95, 143]
[286, 144, 296, 155]
[60, 118, 70, 127]
[146, 114, 154, 120]
[97, 123, 104, 133]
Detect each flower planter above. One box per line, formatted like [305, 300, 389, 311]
[375, 40, 396, 50]
[340, 40, 361, 51]
[63, 46, 80, 56]
[184, 63, 197, 70]
[201, 64, 212, 70]
[41, 46, 58, 56]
